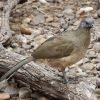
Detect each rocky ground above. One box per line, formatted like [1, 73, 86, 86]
[0, 0, 100, 100]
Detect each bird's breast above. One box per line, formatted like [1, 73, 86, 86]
[45, 49, 86, 70]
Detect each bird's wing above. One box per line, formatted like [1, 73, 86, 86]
[32, 36, 74, 59]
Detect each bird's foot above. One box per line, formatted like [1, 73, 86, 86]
[63, 67, 79, 84]
[63, 68, 85, 84]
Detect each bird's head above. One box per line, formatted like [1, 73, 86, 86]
[80, 16, 94, 29]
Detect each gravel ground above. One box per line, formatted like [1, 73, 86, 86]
[1, 0, 100, 99]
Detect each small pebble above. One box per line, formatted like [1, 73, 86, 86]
[83, 58, 90, 63]
[39, 0, 48, 4]
[4, 84, 18, 96]
[93, 12, 98, 19]
[16, 35, 27, 44]
[75, 67, 82, 73]
[19, 87, 32, 99]
[63, 7, 73, 15]
[95, 88, 100, 94]
[86, 50, 97, 59]
[22, 43, 32, 49]
[97, 9, 100, 17]
[81, 63, 95, 71]
[76, 7, 93, 17]
[96, 64, 100, 71]
[39, 97, 47, 100]
[96, 78, 100, 88]
[0, 93, 10, 100]
[31, 13, 45, 25]
[23, 17, 31, 24]
[20, 24, 33, 35]
[93, 42, 100, 53]
[11, 43, 19, 48]
[46, 16, 54, 22]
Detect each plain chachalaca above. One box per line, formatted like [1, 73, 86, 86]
[0, 16, 94, 82]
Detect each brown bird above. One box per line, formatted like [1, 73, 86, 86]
[0, 16, 94, 82]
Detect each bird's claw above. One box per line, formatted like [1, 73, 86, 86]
[63, 68, 78, 84]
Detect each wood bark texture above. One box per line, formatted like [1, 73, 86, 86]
[0, 0, 20, 44]
[0, 50, 97, 100]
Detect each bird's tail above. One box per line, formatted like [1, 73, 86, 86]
[0, 56, 34, 82]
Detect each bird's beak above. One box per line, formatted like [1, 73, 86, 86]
[91, 24, 94, 28]
[90, 24, 95, 33]
[89, 24, 94, 28]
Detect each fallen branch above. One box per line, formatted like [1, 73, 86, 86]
[0, 0, 20, 43]
[0, 50, 97, 100]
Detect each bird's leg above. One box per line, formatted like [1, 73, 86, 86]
[61, 67, 73, 83]
[62, 67, 75, 83]
[62, 65, 81, 83]
[62, 68, 69, 83]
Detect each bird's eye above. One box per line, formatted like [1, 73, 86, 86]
[86, 22, 89, 25]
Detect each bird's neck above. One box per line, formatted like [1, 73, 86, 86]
[76, 26, 91, 37]
[76, 26, 91, 48]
